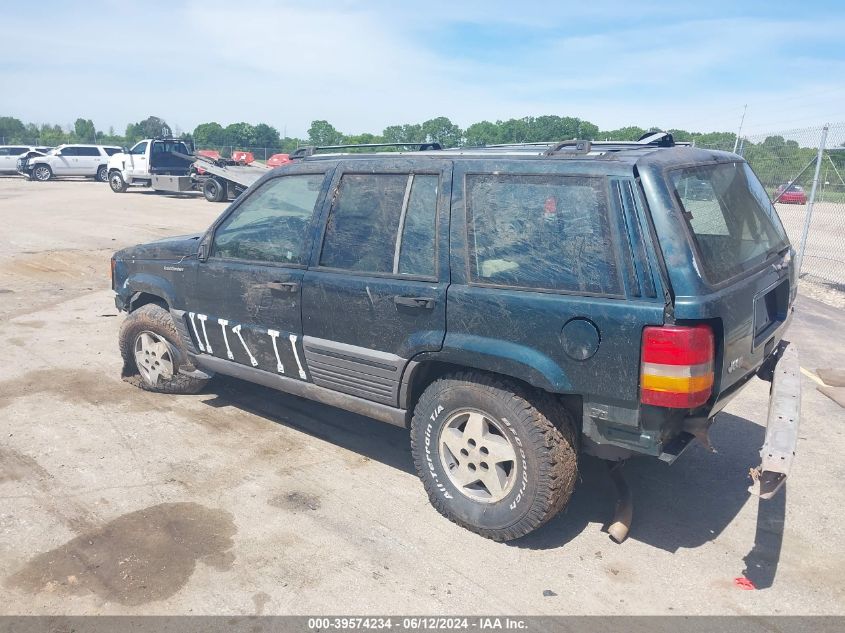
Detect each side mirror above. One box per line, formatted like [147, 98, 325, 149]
[198, 242, 208, 261]
[54, 150, 62, 156]
[122, 147, 129, 155]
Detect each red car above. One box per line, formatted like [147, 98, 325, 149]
[775, 184, 807, 204]
[266, 153, 291, 168]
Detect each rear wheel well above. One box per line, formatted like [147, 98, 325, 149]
[129, 292, 168, 313]
[403, 360, 582, 432]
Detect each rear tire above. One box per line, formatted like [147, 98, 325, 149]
[203, 177, 227, 202]
[96, 165, 108, 182]
[109, 171, 128, 193]
[32, 164, 52, 181]
[119, 303, 207, 394]
[410, 372, 578, 541]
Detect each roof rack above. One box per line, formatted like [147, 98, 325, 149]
[290, 142, 442, 159]
[544, 132, 683, 156]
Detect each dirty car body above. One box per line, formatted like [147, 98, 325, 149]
[111, 135, 800, 541]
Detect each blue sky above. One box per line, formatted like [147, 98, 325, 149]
[1, 0, 844, 137]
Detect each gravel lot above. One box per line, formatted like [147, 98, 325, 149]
[0, 177, 843, 616]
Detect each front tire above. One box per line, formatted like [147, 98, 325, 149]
[410, 372, 578, 541]
[96, 165, 108, 182]
[32, 164, 52, 181]
[109, 171, 128, 193]
[118, 303, 207, 394]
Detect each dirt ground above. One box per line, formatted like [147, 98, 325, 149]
[0, 177, 844, 616]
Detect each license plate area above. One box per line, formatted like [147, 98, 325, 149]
[753, 278, 789, 349]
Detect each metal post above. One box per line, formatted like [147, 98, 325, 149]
[796, 124, 829, 275]
[733, 104, 747, 153]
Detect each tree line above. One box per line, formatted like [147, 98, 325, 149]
[2, 113, 840, 190]
[1, 113, 741, 152]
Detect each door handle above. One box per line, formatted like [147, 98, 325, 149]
[394, 295, 435, 309]
[265, 281, 299, 293]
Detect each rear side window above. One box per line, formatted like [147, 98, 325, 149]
[77, 146, 100, 156]
[0, 147, 27, 155]
[213, 173, 325, 264]
[320, 173, 438, 276]
[466, 174, 621, 295]
[671, 162, 789, 284]
[104, 147, 122, 156]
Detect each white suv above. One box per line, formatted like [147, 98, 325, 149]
[18, 144, 122, 182]
[0, 145, 50, 174]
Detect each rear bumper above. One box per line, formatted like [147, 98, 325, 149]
[748, 341, 800, 499]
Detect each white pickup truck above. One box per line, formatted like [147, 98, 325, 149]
[107, 138, 269, 202]
[107, 138, 194, 192]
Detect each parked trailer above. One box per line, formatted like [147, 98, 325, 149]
[106, 139, 270, 202]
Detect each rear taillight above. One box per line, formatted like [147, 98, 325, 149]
[640, 325, 714, 408]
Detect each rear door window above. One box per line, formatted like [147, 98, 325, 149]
[319, 173, 438, 277]
[670, 162, 789, 284]
[466, 174, 621, 295]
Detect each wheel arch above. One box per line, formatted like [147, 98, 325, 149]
[124, 273, 177, 313]
[400, 357, 582, 431]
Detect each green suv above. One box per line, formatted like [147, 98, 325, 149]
[111, 134, 800, 542]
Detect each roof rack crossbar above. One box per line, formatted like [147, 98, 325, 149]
[290, 142, 442, 159]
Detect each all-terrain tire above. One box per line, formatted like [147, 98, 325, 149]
[410, 371, 578, 541]
[118, 303, 207, 394]
[109, 171, 128, 193]
[96, 165, 108, 182]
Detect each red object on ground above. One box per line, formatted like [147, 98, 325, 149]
[267, 153, 291, 168]
[733, 576, 756, 590]
[231, 151, 255, 164]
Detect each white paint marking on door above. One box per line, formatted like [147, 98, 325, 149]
[197, 314, 212, 353]
[232, 324, 258, 366]
[188, 312, 205, 352]
[267, 329, 285, 374]
[289, 334, 307, 380]
[218, 318, 234, 360]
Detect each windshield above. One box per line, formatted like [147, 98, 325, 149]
[670, 162, 789, 284]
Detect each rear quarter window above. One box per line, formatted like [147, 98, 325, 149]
[466, 174, 621, 295]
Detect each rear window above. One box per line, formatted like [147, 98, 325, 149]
[670, 162, 789, 284]
[466, 174, 621, 295]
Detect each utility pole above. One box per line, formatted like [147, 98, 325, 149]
[732, 104, 747, 154]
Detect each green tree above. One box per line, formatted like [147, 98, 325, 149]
[598, 126, 645, 141]
[253, 123, 281, 149]
[38, 124, 67, 146]
[126, 116, 171, 142]
[464, 121, 501, 146]
[73, 118, 96, 143]
[382, 123, 423, 144]
[307, 120, 344, 146]
[192, 122, 226, 148]
[421, 117, 462, 147]
[0, 116, 26, 143]
[224, 122, 257, 148]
